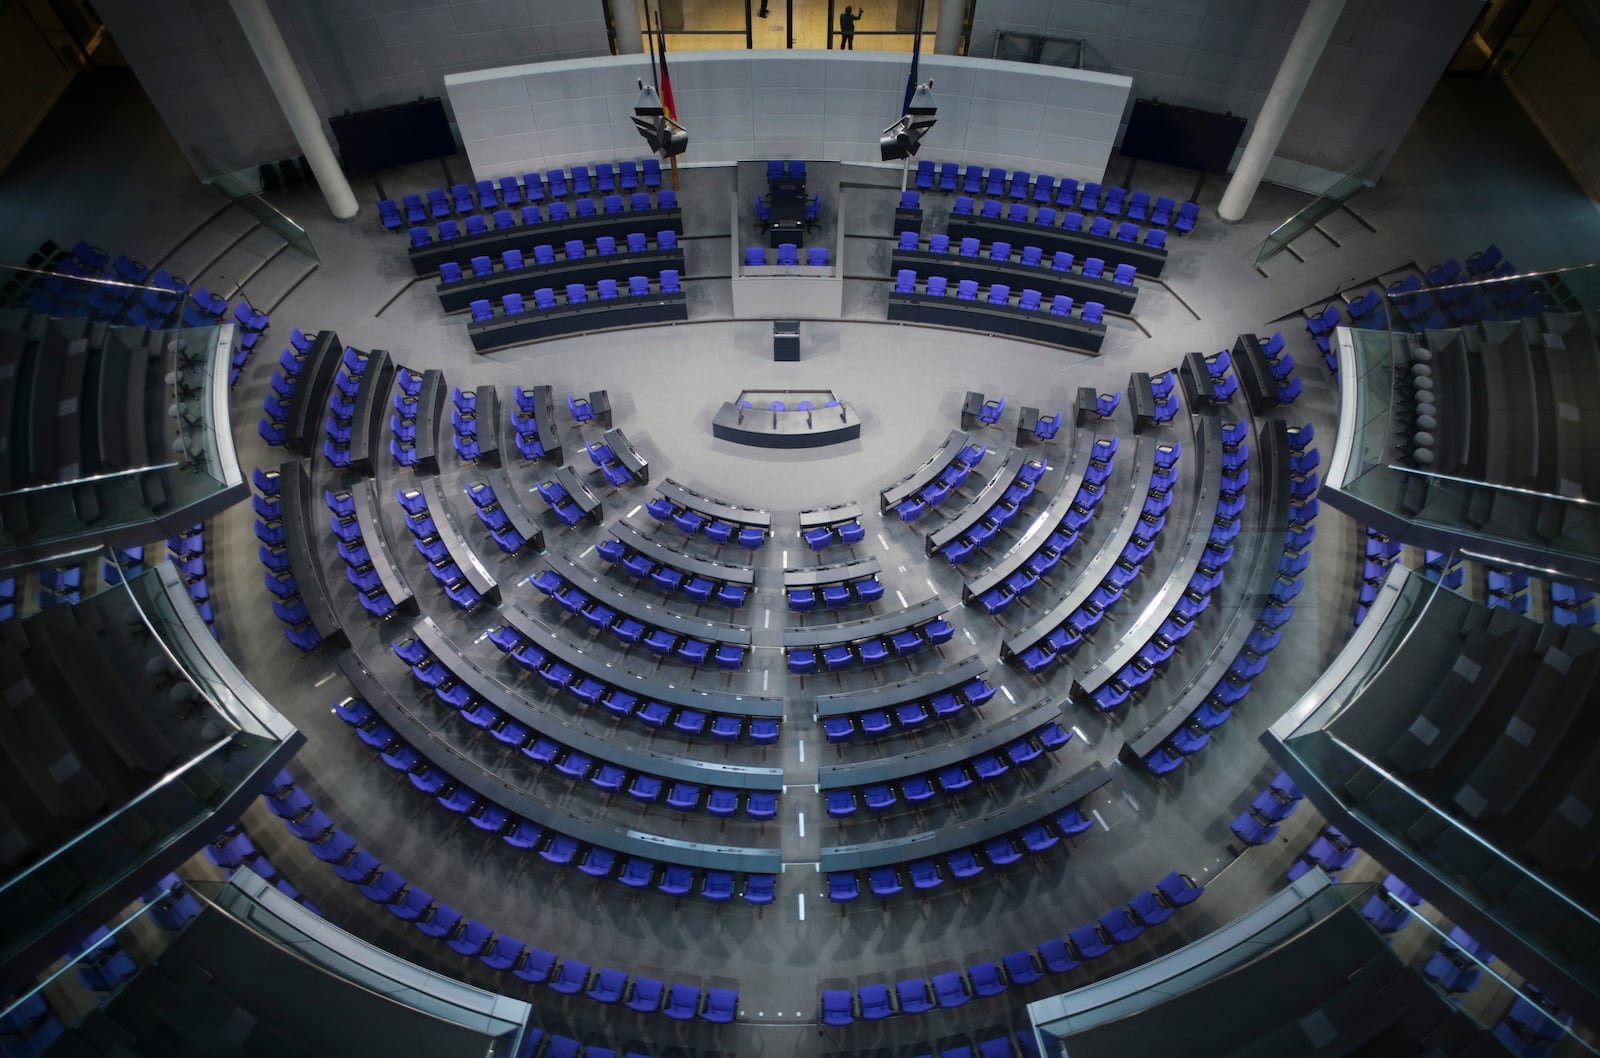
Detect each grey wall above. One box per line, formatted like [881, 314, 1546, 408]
[93, 0, 609, 173]
[446, 51, 1132, 182]
[969, 0, 1485, 191]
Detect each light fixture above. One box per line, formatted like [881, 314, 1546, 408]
[879, 82, 937, 186]
[631, 82, 688, 158]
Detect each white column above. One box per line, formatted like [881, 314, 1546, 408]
[227, 0, 358, 220]
[933, 0, 964, 55]
[612, 0, 644, 55]
[1217, 0, 1346, 223]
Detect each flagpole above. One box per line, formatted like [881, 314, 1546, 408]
[655, 8, 681, 192]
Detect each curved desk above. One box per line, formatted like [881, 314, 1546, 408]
[711, 400, 862, 449]
[412, 368, 446, 474]
[502, 603, 782, 719]
[880, 429, 969, 512]
[284, 330, 342, 457]
[475, 467, 546, 554]
[783, 556, 880, 589]
[468, 291, 688, 353]
[783, 596, 946, 650]
[891, 249, 1137, 314]
[543, 552, 752, 648]
[1000, 435, 1157, 662]
[964, 428, 1097, 602]
[946, 215, 1168, 278]
[819, 761, 1109, 871]
[925, 448, 1036, 556]
[436, 249, 686, 313]
[351, 479, 417, 616]
[814, 654, 986, 719]
[341, 648, 779, 873]
[278, 460, 347, 648]
[611, 521, 755, 588]
[347, 349, 393, 475]
[800, 502, 863, 530]
[417, 477, 499, 605]
[819, 697, 1062, 789]
[408, 207, 684, 275]
[887, 292, 1107, 355]
[658, 478, 772, 530]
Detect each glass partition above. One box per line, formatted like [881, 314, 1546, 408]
[1253, 151, 1384, 268]
[193, 151, 318, 265]
[634, 0, 935, 52]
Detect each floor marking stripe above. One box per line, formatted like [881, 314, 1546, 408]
[1092, 809, 1111, 832]
[1072, 725, 1090, 746]
[797, 811, 805, 837]
[797, 892, 806, 921]
[798, 739, 806, 763]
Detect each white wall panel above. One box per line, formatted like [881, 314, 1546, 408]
[446, 51, 1132, 185]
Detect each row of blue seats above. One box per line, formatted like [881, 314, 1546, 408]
[535, 476, 593, 528]
[598, 537, 748, 607]
[789, 572, 882, 611]
[1018, 443, 1183, 676]
[826, 871, 1202, 1024]
[530, 567, 746, 666]
[787, 615, 956, 675]
[480, 624, 778, 744]
[393, 487, 488, 613]
[331, 696, 775, 905]
[255, 478, 330, 652]
[1354, 527, 1402, 626]
[449, 384, 486, 464]
[1090, 441, 1249, 714]
[645, 495, 768, 549]
[162, 524, 221, 634]
[894, 270, 1107, 324]
[939, 458, 1049, 566]
[820, 670, 996, 741]
[898, 231, 1138, 286]
[951, 197, 1170, 250]
[1226, 772, 1305, 845]
[388, 363, 427, 468]
[321, 345, 372, 469]
[380, 160, 664, 228]
[439, 231, 674, 283]
[802, 516, 866, 552]
[264, 767, 741, 1025]
[913, 162, 1199, 231]
[407, 192, 677, 247]
[255, 327, 326, 446]
[892, 440, 989, 523]
[504, 384, 553, 463]
[462, 480, 536, 557]
[825, 720, 1069, 816]
[745, 244, 828, 267]
[1284, 824, 1359, 881]
[469, 271, 682, 322]
[321, 488, 405, 620]
[204, 821, 324, 915]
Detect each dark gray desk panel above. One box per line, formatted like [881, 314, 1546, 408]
[819, 697, 1063, 788]
[946, 216, 1168, 278]
[502, 603, 781, 718]
[408, 208, 684, 275]
[658, 477, 772, 529]
[783, 556, 881, 589]
[522, 383, 563, 465]
[412, 617, 781, 795]
[543, 551, 752, 646]
[1001, 435, 1158, 660]
[1071, 417, 1222, 693]
[602, 427, 648, 484]
[478, 467, 546, 553]
[285, 330, 342, 456]
[340, 648, 780, 872]
[435, 250, 686, 312]
[890, 249, 1138, 314]
[1127, 371, 1155, 433]
[887, 295, 1106, 355]
[418, 477, 499, 603]
[413, 369, 445, 475]
[964, 429, 1099, 602]
[800, 501, 864, 529]
[473, 384, 502, 467]
[925, 448, 1033, 555]
[814, 654, 986, 719]
[881, 429, 968, 511]
[1179, 352, 1217, 411]
[711, 402, 862, 449]
[351, 479, 417, 616]
[553, 465, 602, 523]
[468, 294, 688, 353]
[783, 596, 947, 650]
[1124, 421, 1292, 759]
[347, 349, 392, 475]
[819, 761, 1111, 871]
[612, 521, 755, 587]
[278, 461, 347, 647]
[1234, 333, 1278, 415]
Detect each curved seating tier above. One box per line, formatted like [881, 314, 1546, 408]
[819, 697, 1065, 788]
[891, 241, 1137, 314]
[651, 477, 772, 539]
[946, 213, 1167, 278]
[264, 460, 347, 651]
[321, 477, 416, 620]
[435, 232, 686, 313]
[599, 521, 754, 609]
[394, 480, 500, 613]
[928, 449, 1048, 560]
[342, 645, 781, 883]
[785, 598, 953, 674]
[785, 557, 883, 611]
[798, 502, 866, 550]
[407, 199, 681, 275]
[888, 274, 1107, 355]
[880, 430, 982, 515]
[816, 654, 994, 738]
[467, 271, 687, 353]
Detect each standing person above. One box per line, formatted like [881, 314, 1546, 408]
[757, 0, 767, 17]
[839, 5, 863, 48]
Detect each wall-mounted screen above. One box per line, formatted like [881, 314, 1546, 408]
[1120, 99, 1246, 175]
[329, 98, 458, 174]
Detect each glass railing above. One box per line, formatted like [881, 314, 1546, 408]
[204, 872, 529, 1055]
[194, 151, 318, 265]
[1253, 151, 1384, 268]
[0, 563, 297, 974]
[0, 270, 246, 561]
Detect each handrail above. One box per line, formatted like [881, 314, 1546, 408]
[992, 29, 1086, 66]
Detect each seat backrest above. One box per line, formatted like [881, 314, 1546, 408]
[930, 234, 949, 253]
[565, 239, 584, 259]
[1053, 250, 1073, 272]
[988, 284, 1010, 305]
[549, 202, 569, 220]
[596, 235, 616, 255]
[1113, 263, 1136, 284]
[658, 229, 677, 249]
[661, 269, 680, 292]
[566, 282, 586, 303]
[576, 198, 596, 216]
[534, 244, 555, 264]
[959, 237, 979, 257]
[957, 279, 978, 300]
[627, 231, 647, 252]
[439, 262, 462, 283]
[778, 243, 798, 265]
[1063, 211, 1083, 231]
[598, 279, 619, 299]
[504, 293, 524, 314]
[629, 276, 649, 296]
[1021, 246, 1042, 266]
[1083, 256, 1104, 277]
[896, 269, 915, 292]
[604, 195, 623, 213]
[981, 199, 1001, 217]
[807, 247, 827, 266]
[1051, 294, 1072, 316]
[747, 247, 766, 266]
[927, 276, 947, 297]
[990, 241, 1011, 261]
[535, 288, 557, 309]
[899, 230, 918, 250]
[521, 205, 541, 224]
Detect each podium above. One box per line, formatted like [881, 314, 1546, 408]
[773, 320, 800, 361]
